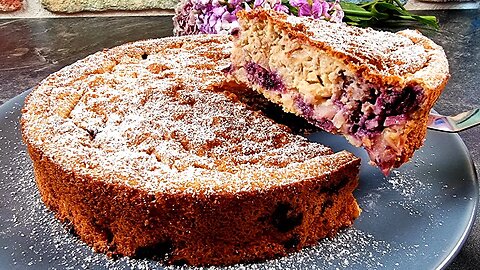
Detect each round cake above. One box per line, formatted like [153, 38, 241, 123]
[21, 35, 360, 266]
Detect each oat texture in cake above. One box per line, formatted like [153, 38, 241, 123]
[21, 34, 361, 266]
[231, 9, 450, 174]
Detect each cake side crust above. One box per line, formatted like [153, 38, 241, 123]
[25, 131, 360, 266]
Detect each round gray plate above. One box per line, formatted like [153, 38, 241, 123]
[0, 90, 477, 270]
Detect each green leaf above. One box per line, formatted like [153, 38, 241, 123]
[369, 4, 390, 20]
[343, 9, 376, 18]
[374, 2, 406, 14]
[411, 15, 439, 29]
[340, 2, 368, 12]
[341, 0, 439, 30]
[344, 15, 374, 22]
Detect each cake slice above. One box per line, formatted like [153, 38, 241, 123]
[231, 9, 450, 174]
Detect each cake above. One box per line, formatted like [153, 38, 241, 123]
[21, 35, 361, 266]
[231, 9, 450, 174]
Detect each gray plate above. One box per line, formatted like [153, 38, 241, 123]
[0, 90, 477, 270]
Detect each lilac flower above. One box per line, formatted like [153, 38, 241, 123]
[244, 2, 252, 11]
[298, 3, 312, 17]
[173, 0, 345, 36]
[194, 0, 241, 34]
[173, 0, 201, 35]
[272, 2, 289, 13]
[311, 0, 330, 19]
[260, 0, 289, 11]
[329, 1, 345, 23]
[228, 0, 243, 6]
[290, 0, 337, 19]
[254, 0, 265, 7]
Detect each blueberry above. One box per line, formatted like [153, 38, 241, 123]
[283, 234, 301, 250]
[272, 203, 303, 232]
[135, 240, 173, 261]
[245, 62, 285, 93]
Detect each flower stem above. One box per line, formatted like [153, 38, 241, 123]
[343, 10, 376, 17]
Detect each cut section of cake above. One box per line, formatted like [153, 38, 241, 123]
[231, 9, 450, 174]
[22, 34, 361, 266]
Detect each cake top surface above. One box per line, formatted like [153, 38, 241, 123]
[238, 9, 449, 89]
[21, 34, 358, 196]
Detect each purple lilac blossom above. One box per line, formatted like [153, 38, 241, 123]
[173, 0, 344, 35]
[273, 2, 289, 13]
[173, 0, 201, 35]
[290, 0, 339, 20]
[329, 1, 344, 23]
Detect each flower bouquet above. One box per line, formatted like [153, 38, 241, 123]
[173, 0, 439, 36]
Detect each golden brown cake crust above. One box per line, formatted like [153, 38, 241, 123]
[21, 35, 361, 266]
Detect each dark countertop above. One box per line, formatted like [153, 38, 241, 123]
[0, 11, 478, 269]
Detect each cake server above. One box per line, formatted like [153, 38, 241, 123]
[428, 108, 480, 132]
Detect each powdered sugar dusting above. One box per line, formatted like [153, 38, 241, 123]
[21, 34, 358, 195]
[388, 169, 428, 199]
[272, 9, 451, 89]
[284, 15, 428, 77]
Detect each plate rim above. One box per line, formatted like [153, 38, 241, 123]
[436, 131, 478, 270]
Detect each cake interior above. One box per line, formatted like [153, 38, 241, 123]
[231, 17, 426, 174]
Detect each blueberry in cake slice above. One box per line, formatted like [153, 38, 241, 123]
[231, 9, 450, 174]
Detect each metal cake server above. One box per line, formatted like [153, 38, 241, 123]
[428, 108, 480, 133]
